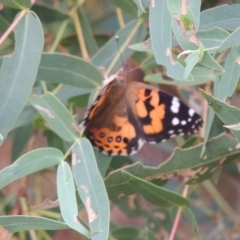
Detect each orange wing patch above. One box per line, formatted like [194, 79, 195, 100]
[136, 89, 166, 135]
[87, 87, 111, 121]
[88, 114, 138, 155]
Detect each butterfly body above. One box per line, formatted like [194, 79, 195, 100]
[82, 71, 203, 156]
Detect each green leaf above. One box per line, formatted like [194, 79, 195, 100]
[68, 93, 90, 108]
[217, 26, 240, 52]
[183, 51, 200, 79]
[201, 90, 240, 141]
[72, 138, 110, 240]
[122, 171, 190, 207]
[144, 67, 214, 85]
[32, 3, 69, 23]
[200, 52, 224, 72]
[129, 38, 151, 52]
[172, 16, 197, 51]
[78, 8, 98, 56]
[215, 47, 240, 100]
[0, 0, 31, 9]
[109, 0, 138, 16]
[0, 216, 68, 233]
[46, 130, 68, 154]
[144, 227, 158, 240]
[0, 148, 63, 189]
[183, 208, 200, 240]
[188, 0, 201, 31]
[111, 227, 140, 240]
[30, 93, 79, 143]
[92, 19, 147, 75]
[149, 0, 193, 81]
[55, 85, 91, 106]
[12, 105, 38, 129]
[132, 0, 149, 16]
[57, 162, 90, 238]
[0, 14, 14, 42]
[94, 150, 112, 177]
[37, 53, 103, 88]
[200, 75, 221, 156]
[105, 134, 240, 199]
[11, 124, 34, 161]
[0, 11, 43, 144]
[197, 28, 229, 50]
[200, 4, 240, 31]
[168, 1, 200, 51]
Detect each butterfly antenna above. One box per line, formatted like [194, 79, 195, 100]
[115, 36, 128, 73]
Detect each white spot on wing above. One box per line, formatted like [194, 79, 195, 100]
[137, 139, 145, 151]
[188, 108, 195, 117]
[181, 120, 187, 125]
[171, 105, 179, 113]
[170, 97, 180, 113]
[172, 117, 180, 126]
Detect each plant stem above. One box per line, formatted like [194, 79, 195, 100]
[116, 7, 125, 28]
[72, 10, 90, 60]
[169, 185, 189, 240]
[106, 18, 143, 76]
[0, 9, 28, 46]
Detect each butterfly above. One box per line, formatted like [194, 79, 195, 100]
[81, 68, 203, 156]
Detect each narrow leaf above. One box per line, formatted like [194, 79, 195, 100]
[145, 67, 214, 85]
[0, 216, 68, 233]
[0, 11, 43, 143]
[183, 52, 200, 79]
[122, 171, 190, 207]
[197, 28, 229, 50]
[201, 90, 240, 141]
[105, 134, 240, 199]
[72, 138, 110, 240]
[37, 53, 103, 88]
[11, 124, 34, 161]
[200, 52, 224, 72]
[92, 20, 147, 75]
[183, 208, 200, 240]
[32, 4, 69, 23]
[0, 0, 31, 9]
[57, 162, 90, 238]
[30, 93, 79, 143]
[217, 26, 240, 52]
[215, 47, 240, 100]
[200, 5, 240, 31]
[0, 148, 63, 189]
[78, 8, 98, 56]
[149, 0, 193, 80]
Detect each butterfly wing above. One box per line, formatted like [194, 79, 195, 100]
[131, 85, 203, 144]
[82, 81, 145, 156]
[82, 80, 203, 156]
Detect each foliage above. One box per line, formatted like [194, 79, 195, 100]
[0, 0, 240, 239]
